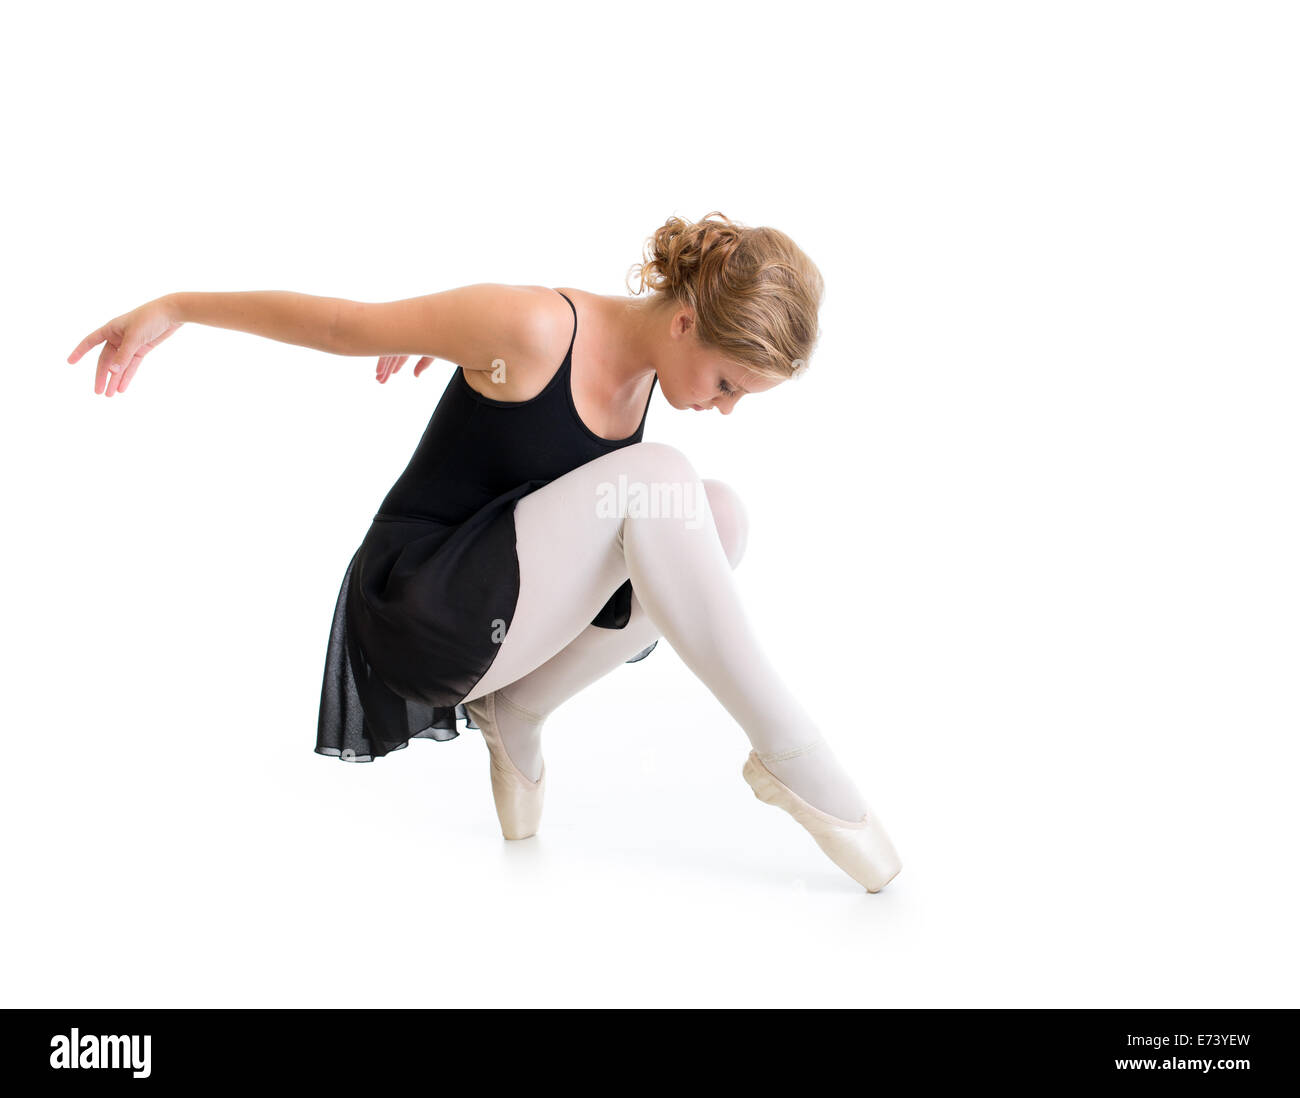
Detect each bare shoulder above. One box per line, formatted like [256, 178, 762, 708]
[512, 284, 577, 357]
[456, 284, 575, 402]
[447, 283, 554, 370]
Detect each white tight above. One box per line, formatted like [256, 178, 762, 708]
[458, 441, 868, 821]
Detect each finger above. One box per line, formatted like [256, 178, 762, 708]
[106, 333, 136, 378]
[110, 348, 142, 395]
[68, 324, 109, 365]
[117, 356, 142, 394]
[95, 341, 115, 395]
[112, 329, 170, 394]
[96, 339, 134, 396]
[105, 347, 134, 396]
[414, 356, 434, 378]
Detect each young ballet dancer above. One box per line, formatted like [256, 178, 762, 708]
[66, 210, 902, 892]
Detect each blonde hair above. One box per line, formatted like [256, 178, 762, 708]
[626, 210, 825, 382]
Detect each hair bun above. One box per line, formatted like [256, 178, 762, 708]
[632, 210, 745, 300]
[627, 210, 825, 383]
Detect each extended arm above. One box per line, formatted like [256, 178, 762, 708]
[170, 283, 548, 367]
[165, 290, 347, 354]
[67, 284, 553, 400]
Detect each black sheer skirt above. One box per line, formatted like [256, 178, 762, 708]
[316, 481, 656, 763]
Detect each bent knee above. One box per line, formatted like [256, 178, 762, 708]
[619, 440, 697, 478]
[702, 478, 749, 568]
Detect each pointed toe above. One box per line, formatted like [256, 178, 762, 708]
[742, 751, 902, 893]
[466, 692, 546, 840]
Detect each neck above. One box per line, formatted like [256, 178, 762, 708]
[597, 293, 663, 397]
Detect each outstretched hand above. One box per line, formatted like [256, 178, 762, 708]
[375, 355, 435, 384]
[67, 298, 183, 397]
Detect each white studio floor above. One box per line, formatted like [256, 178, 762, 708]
[6, 638, 1293, 1009]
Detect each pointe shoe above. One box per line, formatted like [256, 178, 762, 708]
[742, 749, 902, 893]
[465, 691, 546, 840]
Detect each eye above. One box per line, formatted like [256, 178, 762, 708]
[718, 379, 735, 396]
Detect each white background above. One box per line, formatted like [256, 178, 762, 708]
[2, 0, 1296, 1007]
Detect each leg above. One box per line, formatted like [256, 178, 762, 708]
[480, 479, 748, 782]
[461, 443, 869, 821]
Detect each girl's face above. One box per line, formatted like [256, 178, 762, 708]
[658, 308, 784, 414]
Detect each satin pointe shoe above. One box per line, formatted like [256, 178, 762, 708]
[742, 746, 902, 893]
[465, 691, 546, 840]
